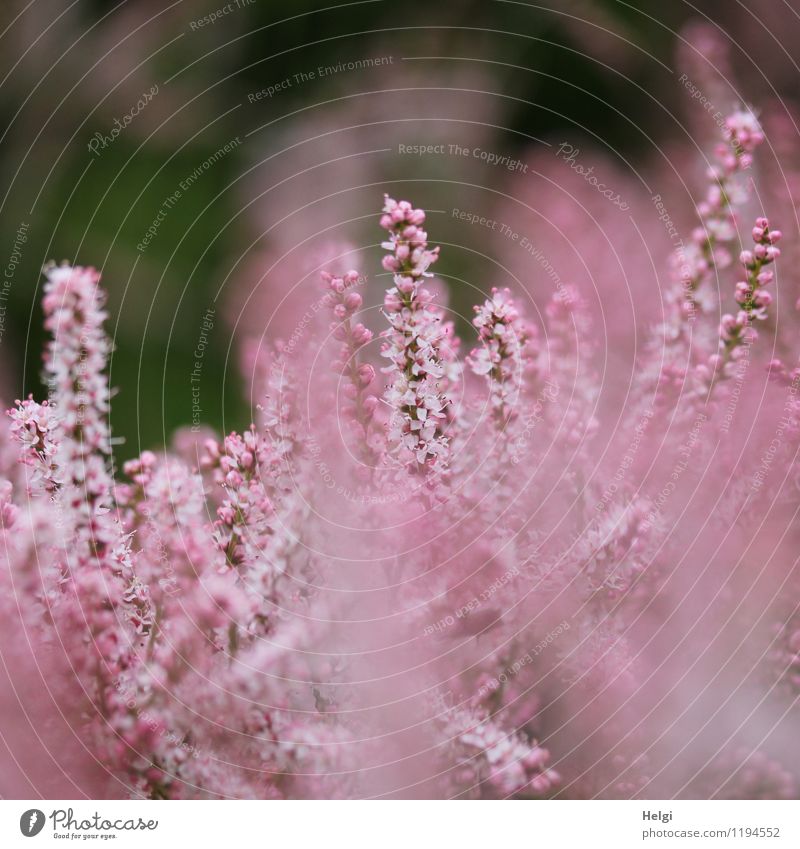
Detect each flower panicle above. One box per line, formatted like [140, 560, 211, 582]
[467, 287, 533, 427]
[202, 426, 276, 571]
[322, 269, 379, 464]
[379, 195, 451, 477]
[8, 396, 61, 491]
[9, 265, 153, 688]
[671, 108, 765, 325]
[42, 263, 111, 455]
[442, 704, 559, 798]
[702, 216, 781, 390]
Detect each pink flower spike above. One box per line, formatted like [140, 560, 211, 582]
[379, 195, 453, 482]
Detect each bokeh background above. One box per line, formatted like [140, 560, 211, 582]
[1, 0, 799, 459]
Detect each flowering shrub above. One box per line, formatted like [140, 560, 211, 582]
[1, 108, 799, 800]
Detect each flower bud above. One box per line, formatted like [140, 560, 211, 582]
[358, 364, 375, 387]
[344, 291, 362, 311]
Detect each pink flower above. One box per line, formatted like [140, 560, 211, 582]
[467, 287, 533, 427]
[379, 195, 452, 481]
[2, 171, 798, 801]
[322, 270, 380, 465]
[705, 217, 781, 392]
[664, 109, 764, 343]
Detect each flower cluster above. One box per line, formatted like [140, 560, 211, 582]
[322, 270, 379, 465]
[674, 109, 765, 325]
[8, 397, 60, 490]
[7, 266, 153, 759]
[703, 217, 782, 390]
[2, 107, 799, 801]
[379, 196, 452, 479]
[442, 706, 559, 798]
[467, 287, 532, 428]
